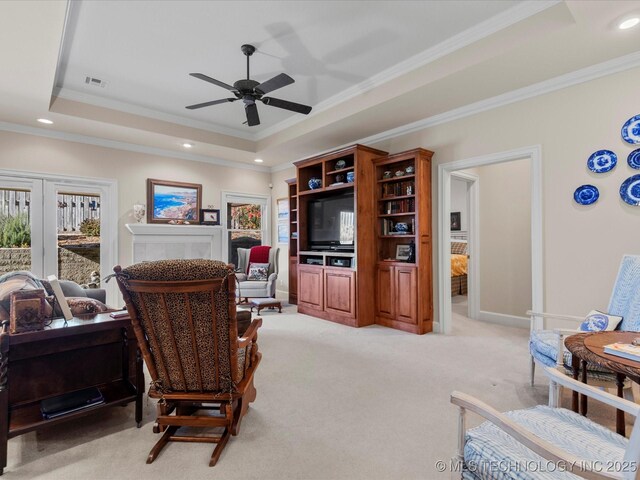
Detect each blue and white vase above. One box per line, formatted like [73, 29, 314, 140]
[395, 222, 409, 233]
[346, 171, 355, 183]
[308, 177, 322, 190]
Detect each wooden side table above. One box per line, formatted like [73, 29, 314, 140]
[0, 313, 144, 475]
[565, 331, 640, 436]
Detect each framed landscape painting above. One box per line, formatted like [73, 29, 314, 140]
[147, 179, 202, 224]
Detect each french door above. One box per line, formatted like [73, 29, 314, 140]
[0, 171, 118, 305]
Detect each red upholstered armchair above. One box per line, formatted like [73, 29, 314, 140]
[235, 246, 279, 302]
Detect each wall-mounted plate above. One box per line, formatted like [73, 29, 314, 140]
[628, 148, 640, 170]
[620, 174, 640, 206]
[587, 150, 617, 173]
[622, 114, 640, 144]
[574, 184, 599, 205]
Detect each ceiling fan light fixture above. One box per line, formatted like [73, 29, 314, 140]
[186, 44, 312, 127]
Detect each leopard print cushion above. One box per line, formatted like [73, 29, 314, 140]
[67, 297, 108, 315]
[118, 259, 240, 392]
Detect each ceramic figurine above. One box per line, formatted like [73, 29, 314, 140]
[133, 204, 146, 223]
[395, 170, 404, 177]
[308, 177, 322, 189]
[335, 174, 344, 183]
[395, 222, 409, 233]
[335, 159, 346, 170]
[383, 171, 392, 179]
[405, 165, 415, 174]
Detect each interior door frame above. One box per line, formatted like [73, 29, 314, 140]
[436, 145, 543, 334]
[0, 169, 118, 305]
[450, 171, 480, 321]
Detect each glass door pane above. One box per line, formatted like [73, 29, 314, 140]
[56, 192, 101, 286]
[227, 202, 263, 266]
[0, 177, 43, 277]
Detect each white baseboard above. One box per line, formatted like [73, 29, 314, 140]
[477, 310, 529, 329]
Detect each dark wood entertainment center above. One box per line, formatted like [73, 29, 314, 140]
[287, 144, 434, 334]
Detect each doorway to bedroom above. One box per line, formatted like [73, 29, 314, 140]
[437, 146, 543, 335]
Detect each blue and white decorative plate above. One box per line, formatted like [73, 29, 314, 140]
[587, 150, 617, 173]
[574, 184, 599, 205]
[628, 148, 640, 169]
[620, 174, 640, 206]
[622, 114, 640, 144]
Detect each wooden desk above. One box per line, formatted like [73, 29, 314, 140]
[565, 331, 640, 436]
[0, 313, 144, 475]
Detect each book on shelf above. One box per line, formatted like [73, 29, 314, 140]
[381, 180, 415, 197]
[603, 342, 640, 362]
[382, 198, 415, 214]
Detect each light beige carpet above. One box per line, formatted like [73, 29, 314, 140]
[4, 302, 622, 479]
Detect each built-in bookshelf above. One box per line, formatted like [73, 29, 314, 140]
[373, 148, 434, 334]
[286, 178, 298, 305]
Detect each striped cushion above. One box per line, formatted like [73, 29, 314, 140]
[529, 330, 614, 378]
[464, 405, 627, 479]
[609, 255, 640, 332]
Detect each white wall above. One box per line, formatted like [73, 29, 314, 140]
[450, 176, 468, 232]
[370, 66, 640, 328]
[475, 159, 531, 318]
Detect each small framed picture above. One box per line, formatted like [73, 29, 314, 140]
[200, 209, 220, 225]
[396, 244, 412, 261]
[450, 211, 461, 231]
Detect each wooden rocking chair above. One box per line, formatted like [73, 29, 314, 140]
[114, 259, 262, 467]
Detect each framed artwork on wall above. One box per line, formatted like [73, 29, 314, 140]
[277, 197, 289, 244]
[450, 211, 461, 231]
[200, 209, 220, 225]
[146, 179, 202, 224]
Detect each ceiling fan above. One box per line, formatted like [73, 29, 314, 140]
[186, 44, 312, 126]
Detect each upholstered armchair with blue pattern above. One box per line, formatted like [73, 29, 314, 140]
[528, 254, 640, 387]
[451, 366, 640, 480]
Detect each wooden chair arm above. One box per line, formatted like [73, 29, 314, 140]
[527, 310, 584, 323]
[238, 317, 262, 349]
[545, 366, 640, 416]
[451, 391, 622, 480]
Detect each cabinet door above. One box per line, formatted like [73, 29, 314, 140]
[324, 269, 356, 318]
[376, 264, 395, 319]
[298, 265, 324, 311]
[395, 266, 417, 324]
[289, 257, 298, 305]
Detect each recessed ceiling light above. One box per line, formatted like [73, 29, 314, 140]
[619, 17, 640, 30]
[254, 158, 264, 163]
[182, 142, 193, 148]
[37, 118, 53, 125]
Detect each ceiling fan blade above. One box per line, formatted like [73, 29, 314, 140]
[261, 97, 312, 115]
[185, 98, 237, 110]
[189, 73, 236, 91]
[255, 73, 294, 95]
[245, 103, 260, 126]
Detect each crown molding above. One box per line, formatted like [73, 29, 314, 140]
[256, 0, 561, 140]
[53, 87, 255, 141]
[348, 50, 640, 148]
[0, 122, 270, 172]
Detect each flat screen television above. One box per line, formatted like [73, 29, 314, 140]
[308, 193, 355, 250]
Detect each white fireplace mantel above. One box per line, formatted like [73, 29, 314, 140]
[125, 223, 223, 263]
